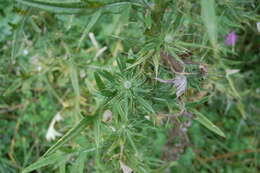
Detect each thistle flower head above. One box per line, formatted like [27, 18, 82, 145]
[225, 31, 237, 46]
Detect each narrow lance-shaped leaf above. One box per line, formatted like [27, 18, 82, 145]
[22, 152, 68, 173]
[99, 70, 115, 83]
[192, 109, 225, 137]
[136, 97, 155, 114]
[186, 96, 210, 107]
[16, 0, 98, 14]
[16, 0, 141, 14]
[43, 116, 95, 157]
[94, 72, 106, 91]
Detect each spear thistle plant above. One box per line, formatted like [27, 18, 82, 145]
[4, 0, 258, 172]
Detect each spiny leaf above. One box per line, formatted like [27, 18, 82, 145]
[136, 97, 155, 114]
[94, 72, 106, 91]
[98, 70, 115, 83]
[94, 72, 115, 96]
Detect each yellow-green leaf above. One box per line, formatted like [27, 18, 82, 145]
[192, 109, 225, 137]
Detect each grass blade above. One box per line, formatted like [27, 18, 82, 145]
[77, 9, 102, 49]
[16, 0, 96, 14]
[201, 0, 218, 49]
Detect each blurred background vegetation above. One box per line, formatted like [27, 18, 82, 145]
[0, 0, 260, 173]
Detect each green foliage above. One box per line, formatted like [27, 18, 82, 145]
[1, 0, 260, 173]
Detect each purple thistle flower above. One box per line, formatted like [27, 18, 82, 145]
[225, 31, 237, 46]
